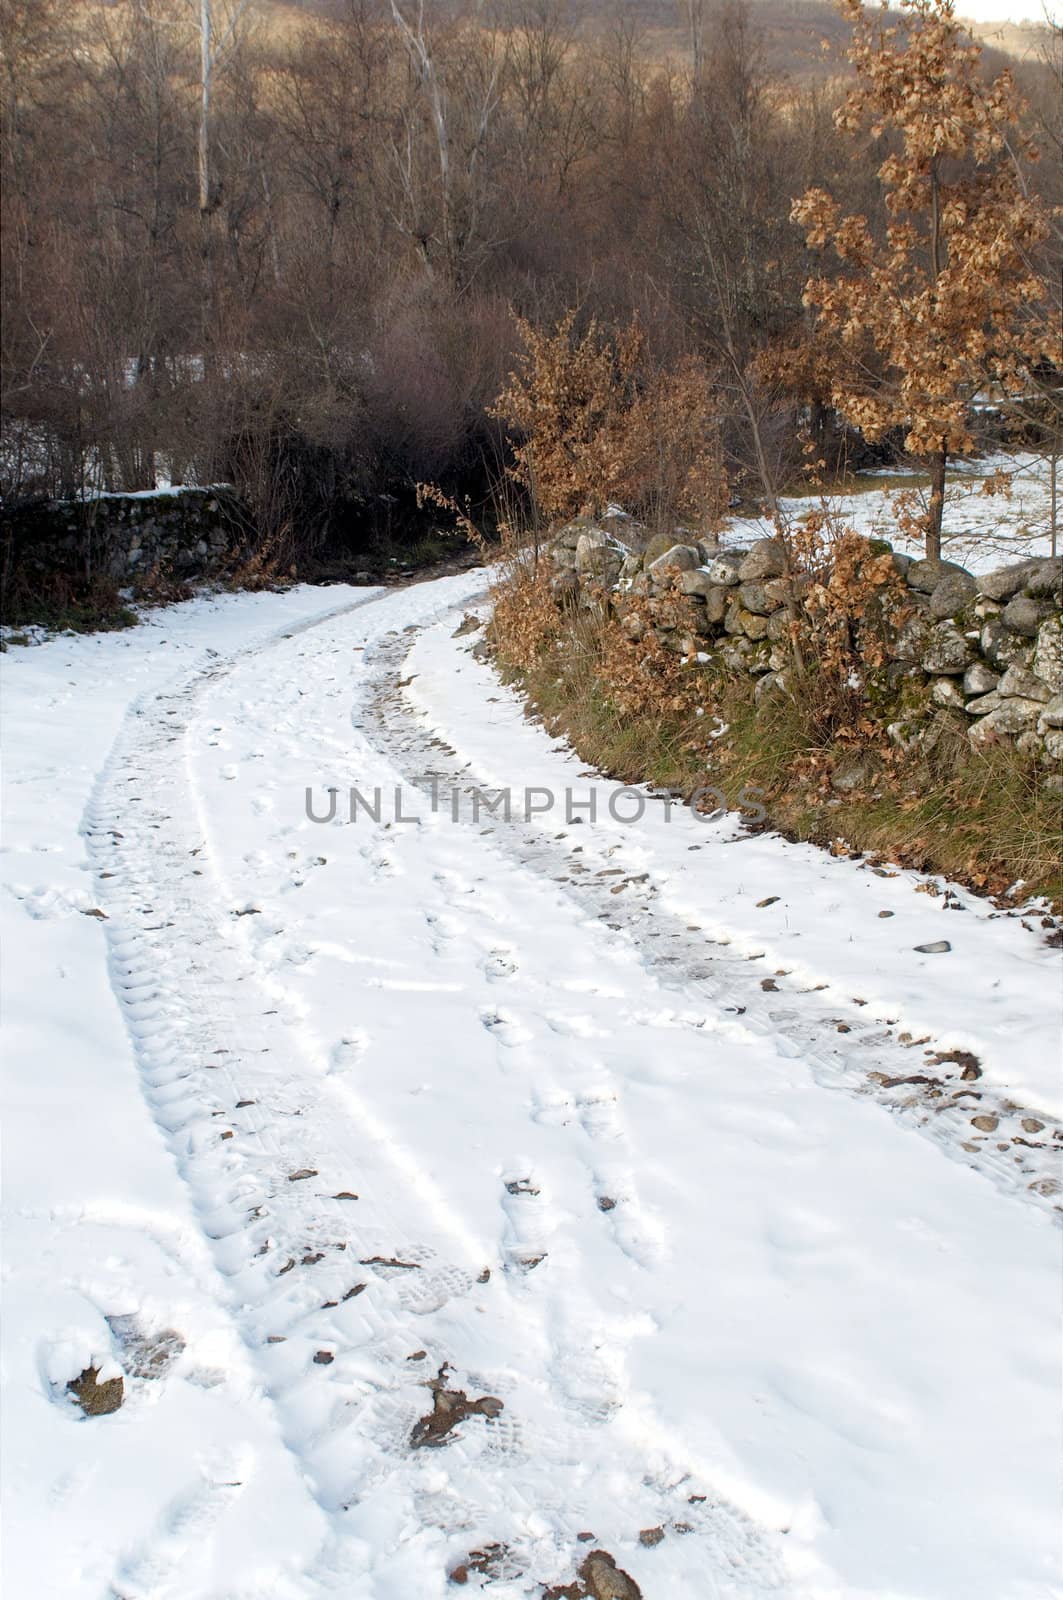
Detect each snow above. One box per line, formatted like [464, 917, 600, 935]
[2, 576, 1061, 1600]
[724, 451, 1059, 573]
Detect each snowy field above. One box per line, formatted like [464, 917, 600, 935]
[726, 450, 1059, 572]
[2, 574, 1061, 1599]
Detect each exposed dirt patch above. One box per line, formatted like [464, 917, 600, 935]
[410, 1363, 504, 1448]
[67, 1365, 124, 1416]
[543, 1549, 643, 1600]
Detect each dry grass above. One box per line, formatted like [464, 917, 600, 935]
[500, 596, 1063, 906]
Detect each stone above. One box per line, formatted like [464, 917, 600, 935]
[1016, 731, 1043, 759]
[914, 940, 951, 953]
[554, 519, 593, 552]
[619, 612, 646, 642]
[641, 530, 680, 566]
[968, 698, 1046, 745]
[68, 1365, 124, 1416]
[576, 533, 621, 579]
[702, 551, 744, 586]
[1044, 729, 1063, 761]
[550, 571, 580, 603]
[963, 690, 1006, 717]
[980, 618, 1033, 671]
[976, 557, 1048, 602]
[734, 606, 769, 640]
[577, 1550, 644, 1600]
[921, 622, 975, 675]
[1001, 594, 1055, 638]
[738, 539, 786, 581]
[891, 551, 913, 578]
[1023, 557, 1063, 599]
[996, 665, 1052, 703]
[738, 580, 781, 615]
[928, 569, 977, 618]
[1032, 614, 1063, 693]
[677, 569, 718, 598]
[906, 557, 968, 594]
[931, 677, 966, 710]
[1036, 693, 1063, 732]
[962, 661, 999, 697]
[619, 553, 643, 580]
[890, 614, 933, 663]
[647, 544, 700, 580]
[831, 756, 874, 792]
[766, 609, 792, 643]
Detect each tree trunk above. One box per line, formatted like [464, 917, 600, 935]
[926, 444, 947, 561]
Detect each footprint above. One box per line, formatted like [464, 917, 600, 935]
[480, 1009, 534, 1049]
[330, 1033, 370, 1074]
[501, 1172, 555, 1273]
[481, 947, 518, 982]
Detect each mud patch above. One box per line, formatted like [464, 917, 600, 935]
[410, 1363, 504, 1448]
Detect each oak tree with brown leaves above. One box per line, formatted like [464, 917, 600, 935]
[792, 0, 1054, 558]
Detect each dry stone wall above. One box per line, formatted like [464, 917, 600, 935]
[546, 516, 1063, 766]
[2, 485, 250, 588]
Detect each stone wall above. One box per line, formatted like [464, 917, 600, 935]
[546, 517, 1063, 766]
[1, 485, 251, 588]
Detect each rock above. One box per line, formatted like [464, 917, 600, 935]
[1032, 614, 1063, 693]
[968, 698, 1046, 745]
[638, 1527, 666, 1547]
[576, 534, 622, 581]
[906, 557, 968, 594]
[914, 940, 951, 953]
[921, 622, 975, 675]
[754, 670, 786, 700]
[577, 1550, 644, 1600]
[831, 756, 874, 792]
[733, 605, 769, 640]
[1001, 594, 1055, 638]
[641, 530, 680, 566]
[1036, 693, 1063, 732]
[928, 569, 977, 618]
[891, 551, 913, 577]
[996, 665, 1052, 703]
[619, 553, 643, 580]
[963, 661, 999, 697]
[68, 1365, 124, 1416]
[971, 1114, 999, 1132]
[702, 551, 745, 586]
[696, 538, 721, 562]
[1016, 731, 1043, 759]
[931, 676, 966, 710]
[766, 609, 792, 643]
[887, 718, 923, 751]
[677, 569, 717, 599]
[619, 611, 646, 642]
[1043, 729, 1063, 761]
[738, 580, 781, 615]
[554, 519, 594, 551]
[890, 614, 933, 663]
[550, 571, 580, 603]
[1024, 557, 1063, 599]
[963, 690, 1006, 717]
[976, 557, 1049, 602]
[647, 543, 700, 580]
[738, 539, 786, 581]
[980, 617, 1033, 671]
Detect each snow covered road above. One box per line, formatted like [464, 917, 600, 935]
[3, 575, 1060, 1600]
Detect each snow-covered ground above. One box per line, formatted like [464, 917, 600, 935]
[726, 451, 1059, 572]
[2, 575, 1060, 1600]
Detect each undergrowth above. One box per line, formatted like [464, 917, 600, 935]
[494, 581, 1063, 907]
